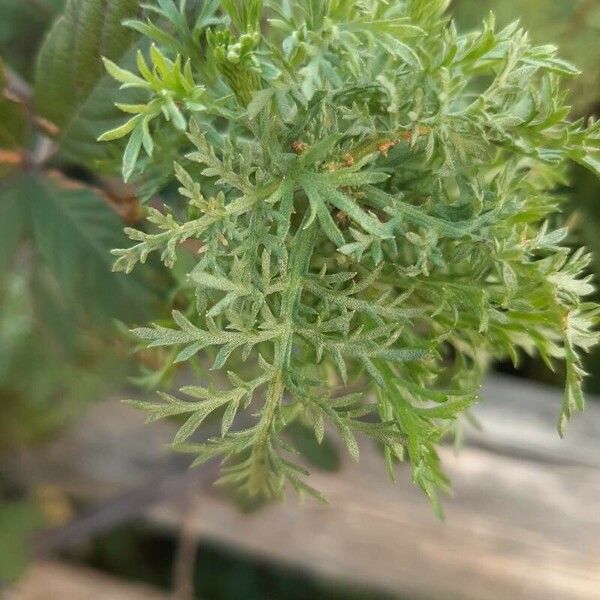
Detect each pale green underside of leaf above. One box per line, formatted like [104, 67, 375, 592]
[34, 0, 140, 165]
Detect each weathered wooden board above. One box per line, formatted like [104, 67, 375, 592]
[148, 440, 600, 600]
[473, 376, 600, 467]
[3, 375, 600, 600]
[1, 396, 178, 502]
[5, 562, 168, 600]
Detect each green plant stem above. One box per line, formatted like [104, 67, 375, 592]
[247, 221, 318, 494]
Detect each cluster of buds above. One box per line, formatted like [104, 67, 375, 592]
[207, 29, 262, 106]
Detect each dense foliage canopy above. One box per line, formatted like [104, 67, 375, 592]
[39, 0, 600, 511]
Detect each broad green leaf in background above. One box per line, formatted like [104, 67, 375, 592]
[0, 269, 131, 451]
[29, 176, 161, 320]
[1, 175, 162, 321]
[0, 0, 66, 78]
[34, 0, 141, 166]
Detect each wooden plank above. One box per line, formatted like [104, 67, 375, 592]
[148, 441, 600, 600]
[5, 562, 168, 600]
[474, 375, 600, 467]
[3, 375, 600, 599]
[2, 398, 179, 502]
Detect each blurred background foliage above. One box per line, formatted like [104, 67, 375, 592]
[1, 0, 173, 583]
[0, 0, 599, 595]
[0, 0, 171, 457]
[0, 0, 66, 79]
[0, 495, 43, 583]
